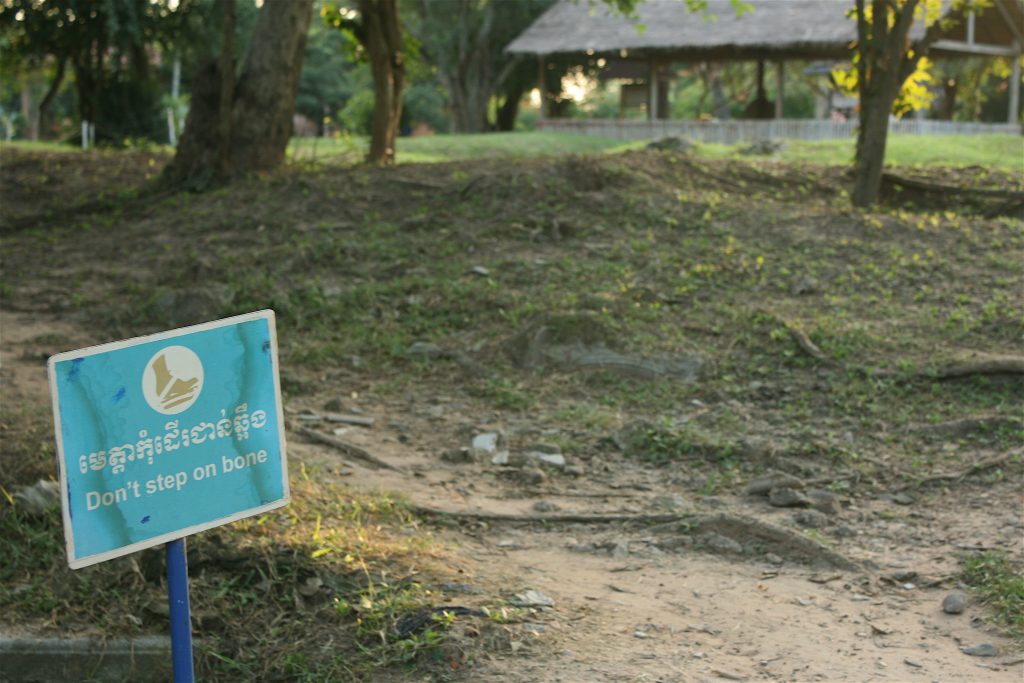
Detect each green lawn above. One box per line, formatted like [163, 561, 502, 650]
[287, 130, 1022, 171]
[6, 130, 1020, 172]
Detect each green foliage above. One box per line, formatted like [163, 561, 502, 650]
[296, 18, 366, 131]
[0, 0, 212, 142]
[339, 87, 376, 136]
[626, 421, 738, 465]
[961, 552, 1024, 640]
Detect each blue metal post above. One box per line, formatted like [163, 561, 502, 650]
[166, 538, 195, 683]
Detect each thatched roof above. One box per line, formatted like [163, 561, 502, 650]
[506, 0, 1022, 61]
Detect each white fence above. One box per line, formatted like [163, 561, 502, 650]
[539, 118, 1021, 144]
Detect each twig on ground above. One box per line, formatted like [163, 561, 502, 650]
[755, 308, 834, 365]
[409, 505, 683, 525]
[297, 426, 405, 472]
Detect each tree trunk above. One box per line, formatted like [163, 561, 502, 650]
[38, 58, 66, 139]
[229, 0, 313, 171]
[360, 0, 404, 164]
[850, 0, 960, 208]
[495, 85, 523, 131]
[166, 0, 313, 185]
[165, 0, 236, 186]
[852, 86, 895, 207]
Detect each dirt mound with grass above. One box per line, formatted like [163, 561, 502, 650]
[2, 145, 1021, 681]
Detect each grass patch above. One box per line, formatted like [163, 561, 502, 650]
[960, 551, 1024, 641]
[288, 131, 630, 165]
[0, 467, 496, 680]
[288, 131, 1024, 172]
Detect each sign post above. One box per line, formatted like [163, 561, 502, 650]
[48, 310, 288, 678]
[166, 538, 194, 682]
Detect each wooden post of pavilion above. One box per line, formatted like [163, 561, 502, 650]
[537, 55, 547, 122]
[648, 57, 659, 121]
[775, 60, 785, 119]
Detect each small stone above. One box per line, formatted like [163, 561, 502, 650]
[745, 472, 804, 496]
[809, 492, 844, 516]
[514, 468, 547, 486]
[472, 432, 502, 453]
[509, 589, 554, 608]
[533, 500, 559, 513]
[793, 509, 830, 528]
[470, 265, 490, 276]
[890, 492, 915, 506]
[961, 642, 997, 657]
[323, 397, 344, 412]
[768, 486, 812, 508]
[790, 275, 819, 296]
[650, 494, 687, 511]
[701, 532, 743, 555]
[942, 592, 968, 615]
[441, 582, 482, 594]
[903, 658, 922, 668]
[298, 576, 323, 597]
[765, 553, 784, 565]
[407, 341, 444, 361]
[441, 447, 475, 464]
[611, 541, 630, 558]
[564, 464, 585, 476]
[533, 452, 566, 468]
[491, 451, 511, 466]
[13, 480, 60, 517]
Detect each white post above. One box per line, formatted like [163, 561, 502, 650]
[167, 55, 181, 145]
[775, 61, 784, 119]
[1010, 44, 1021, 124]
[81, 120, 89, 150]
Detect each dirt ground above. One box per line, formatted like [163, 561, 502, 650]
[3, 304, 1021, 681]
[1, 146, 1022, 682]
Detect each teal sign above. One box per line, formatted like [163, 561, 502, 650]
[48, 311, 289, 569]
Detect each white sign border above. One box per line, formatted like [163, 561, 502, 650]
[48, 310, 290, 570]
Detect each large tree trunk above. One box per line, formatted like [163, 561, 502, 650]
[230, 0, 312, 171]
[360, 0, 404, 164]
[166, 0, 313, 185]
[852, 83, 898, 207]
[851, 0, 961, 207]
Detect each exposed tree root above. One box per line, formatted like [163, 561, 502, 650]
[929, 358, 1024, 380]
[882, 172, 1024, 199]
[297, 427, 405, 472]
[411, 506, 860, 570]
[908, 415, 1024, 438]
[694, 513, 861, 571]
[895, 447, 1022, 491]
[408, 506, 683, 525]
[756, 308, 834, 364]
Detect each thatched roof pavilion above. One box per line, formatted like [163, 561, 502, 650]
[507, 0, 1023, 122]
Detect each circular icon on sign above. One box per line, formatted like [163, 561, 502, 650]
[142, 345, 204, 415]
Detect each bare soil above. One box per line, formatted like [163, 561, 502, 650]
[1, 146, 1021, 682]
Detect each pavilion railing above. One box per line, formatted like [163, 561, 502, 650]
[538, 118, 1021, 144]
